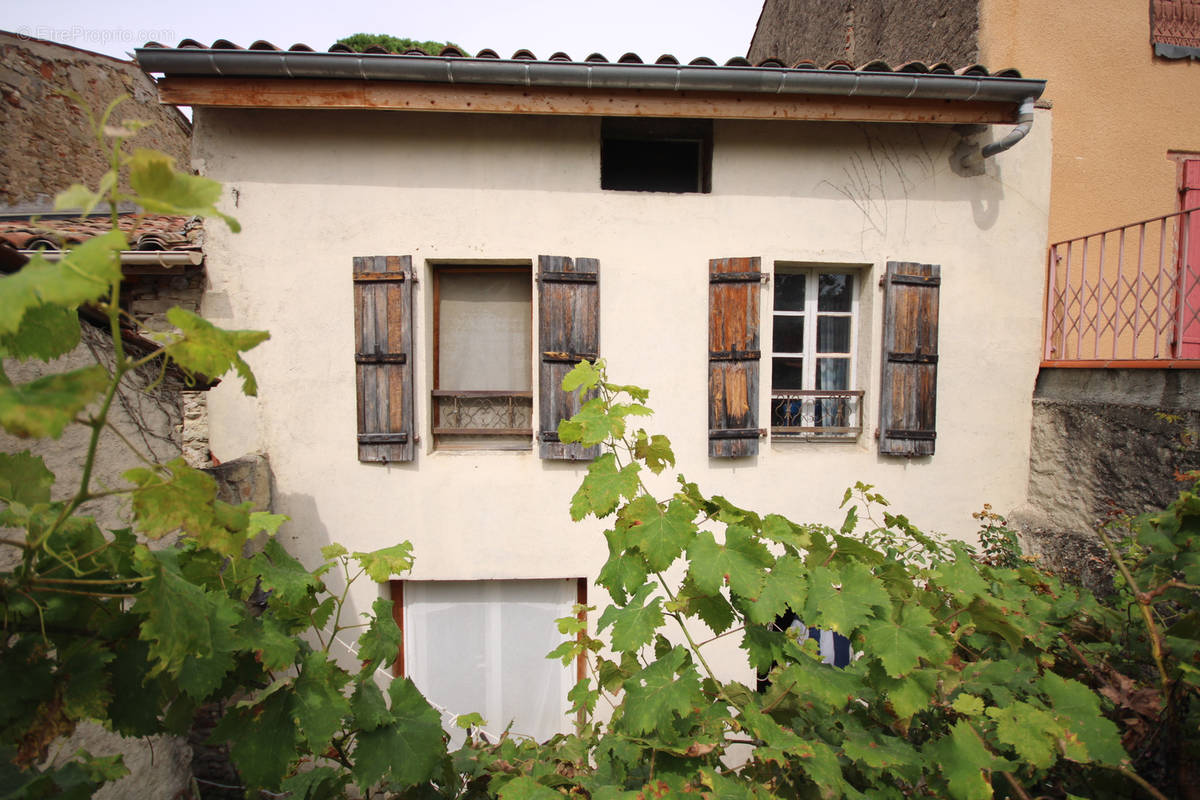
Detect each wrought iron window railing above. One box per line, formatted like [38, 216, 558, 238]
[432, 390, 533, 437]
[770, 389, 864, 439]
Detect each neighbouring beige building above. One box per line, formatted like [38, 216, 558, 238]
[136, 38, 1050, 740]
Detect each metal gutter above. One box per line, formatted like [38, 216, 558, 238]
[23, 250, 203, 267]
[135, 49, 1045, 108]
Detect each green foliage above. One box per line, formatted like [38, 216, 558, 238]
[446, 359, 1198, 800]
[0, 99, 446, 797]
[336, 33, 463, 55]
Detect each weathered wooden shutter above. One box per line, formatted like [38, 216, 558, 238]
[538, 256, 600, 460]
[708, 257, 762, 458]
[878, 261, 940, 456]
[353, 255, 415, 463]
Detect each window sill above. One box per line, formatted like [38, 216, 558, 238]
[771, 431, 861, 443]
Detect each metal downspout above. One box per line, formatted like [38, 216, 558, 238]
[959, 97, 1037, 171]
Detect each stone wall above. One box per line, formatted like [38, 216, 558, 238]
[0, 30, 190, 210]
[1014, 368, 1200, 592]
[748, 0, 981, 66]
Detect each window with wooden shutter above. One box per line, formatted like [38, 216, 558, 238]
[709, 257, 762, 458]
[353, 255, 415, 463]
[538, 256, 600, 460]
[878, 261, 940, 457]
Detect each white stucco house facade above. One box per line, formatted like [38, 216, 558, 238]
[137, 41, 1049, 740]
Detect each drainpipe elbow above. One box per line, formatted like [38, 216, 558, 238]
[959, 96, 1037, 171]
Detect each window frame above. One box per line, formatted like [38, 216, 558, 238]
[388, 578, 587, 739]
[430, 263, 535, 450]
[769, 264, 864, 442]
[600, 117, 713, 194]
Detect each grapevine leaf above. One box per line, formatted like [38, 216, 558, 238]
[633, 431, 675, 474]
[132, 547, 241, 696]
[125, 458, 220, 541]
[678, 578, 736, 634]
[560, 360, 602, 393]
[0, 450, 54, 506]
[686, 526, 770, 599]
[952, 694, 986, 717]
[1040, 673, 1127, 765]
[986, 701, 1060, 769]
[281, 766, 347, 800]
[0, 365, 108, 439]
[498, 775, 564, 800]
[349, 678, 392, 732]
[352, 541, 415, 582]
[254, 537, 320, 605]
[925, 721, 999, 800]
[240, 614, 299, 671]
[862, 604, 948, 678]
[0, 231, 125, 336]
[740, 625, 790, 673]
[762, 513, 812, 551]
[597, 528, 647, 604]
[214, 686, 297, 791]
[558, 396, 624, 447]
[321, 543, 348, 560]
[292, 650, 352, 752]
[356, 597, 403, 670]
[621, 495, 697, 571]
[352, 677, 445, 790]
[128, 148, 241, 231]
[619, 646, 701, 735]
[163, 308, 267, 396]
[932, 552, 993, 603]
[746, 555, 807, 625]
[841, 724, 921, 772]
[249, 510, 287, 537]
[60, 640, 115, 720]
[597, 582, 663, 652]
[0, 302, 80, 362]
[570, 453, 641, 520]
[802, 564, 888, 635]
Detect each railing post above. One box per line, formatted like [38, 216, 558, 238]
[1176, 209, 1191, 359]
[1044, 244, 1059, 361]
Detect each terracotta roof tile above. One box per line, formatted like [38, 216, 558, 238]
[138, 40, 1025, 78]
[0, 214, 201, 252]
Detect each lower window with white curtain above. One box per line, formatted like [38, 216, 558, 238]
[395, 578, 580, 744]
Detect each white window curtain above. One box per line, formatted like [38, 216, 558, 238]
[403, 579, 576, 743]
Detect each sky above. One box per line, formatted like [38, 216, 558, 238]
[6, 0, 766, 64]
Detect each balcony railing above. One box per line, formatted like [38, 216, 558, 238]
[770, 390, 864, 439]
[432, 390, 533, 437]
[1044, 206, 1200, 363]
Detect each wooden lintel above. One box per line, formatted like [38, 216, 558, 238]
[158, 77, 1019, 125]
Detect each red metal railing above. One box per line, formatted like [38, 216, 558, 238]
[1044, 206, 1200, 364]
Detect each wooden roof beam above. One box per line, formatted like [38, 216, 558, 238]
[157, 77, 1019, 125]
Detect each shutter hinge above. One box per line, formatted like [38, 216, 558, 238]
[539, 271, 598, 283]
[358, 433, 411, 444]
[890, 274, 941, 287]
[539, 431, 561, 443]
[885, 429, 936, 441]
[355, 353, 408, 364]
[542, 351, 599, 363]
[886, 352, 937, 364]
[709, 349, 761, 361]
[709, 271, 764, 284]
[708, 428, 767, 440]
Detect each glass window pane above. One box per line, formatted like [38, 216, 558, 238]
[816, 358, 850, 390]
[772, 357, 804, 389]
[817, 316, 851, 353]
[774, 272, 806, 311]
[439, 271, 532, 391]
[772, 315, 805, 353]
[817, 273, 852, 312]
